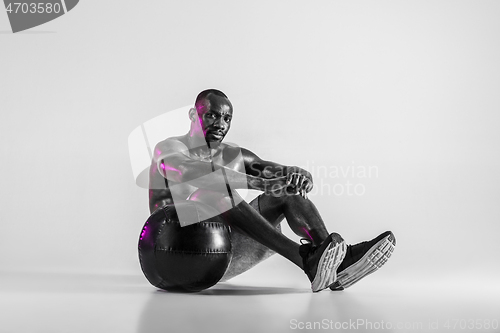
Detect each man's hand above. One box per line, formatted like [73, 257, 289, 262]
[286, 166, 313, 199]
[240, 149, 313, 198]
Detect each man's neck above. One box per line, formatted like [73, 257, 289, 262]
[184, 133, 222, 159]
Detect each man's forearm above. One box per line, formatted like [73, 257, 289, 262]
[169, 158, 277, 192]
[247, 161, 288, 179]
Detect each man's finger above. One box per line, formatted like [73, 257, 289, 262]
[304, 180, 313, 192]
[294, 173, 300, 186]
[299, 176, 306, 189]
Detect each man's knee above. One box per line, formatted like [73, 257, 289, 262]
[284, 193, 305, 204]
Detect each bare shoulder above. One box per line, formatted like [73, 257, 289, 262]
[238, 146, 261, 161]
[154, 136, 188, 161]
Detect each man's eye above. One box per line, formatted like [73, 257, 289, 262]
[225, 117, 232, 122]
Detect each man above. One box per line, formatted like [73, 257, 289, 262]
[148, 89, 395, 292]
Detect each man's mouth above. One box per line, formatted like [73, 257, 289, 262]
[207, 131, 224, 139]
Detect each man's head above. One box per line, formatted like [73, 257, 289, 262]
[189, 89, 233, 144]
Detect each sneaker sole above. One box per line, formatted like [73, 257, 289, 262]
[311, 233, 347, 292]
[330, 232, 395, 290]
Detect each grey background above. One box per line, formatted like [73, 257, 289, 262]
[1, 0, 499, 289]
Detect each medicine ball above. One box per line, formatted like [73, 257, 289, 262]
[138, 202, 232, 292]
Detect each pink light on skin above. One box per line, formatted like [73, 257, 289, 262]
[189, 123, 205, 138]
[140, 224, 148, 240]
[160, 162, 179, 173]
[302, 228, 314, 242]
[160, 162, 183, 177]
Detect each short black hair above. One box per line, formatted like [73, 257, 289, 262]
[195, 89, 228, 109]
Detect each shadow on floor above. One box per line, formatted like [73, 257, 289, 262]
[171, 283, 310, 296]
[136, 283, 312, 333]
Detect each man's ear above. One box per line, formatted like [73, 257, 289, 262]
[188, 108, 197, 122]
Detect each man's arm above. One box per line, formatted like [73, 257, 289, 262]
[241, 148, 314, 197]
[155, 141, 287, 194]
[242, 148, 287, 179]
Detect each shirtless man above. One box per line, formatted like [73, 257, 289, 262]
[148, 89, 395, 292]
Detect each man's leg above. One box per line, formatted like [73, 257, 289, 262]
[257, 193, 330, 246]
[201, 190, 396, 290]
[187, 189, 346, 291]
[220, 195, 283, 281]
[221, 192, 334, 281]
[189, 189, 303, 267]
[189, 189, 347, 292]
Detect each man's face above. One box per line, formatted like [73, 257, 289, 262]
[196, 95, 233, 143]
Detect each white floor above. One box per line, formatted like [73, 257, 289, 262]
[2, 258, 499, 333]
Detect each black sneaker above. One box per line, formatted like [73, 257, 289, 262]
[299, 233, 347, 292]
[330, 231, 396, 291]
